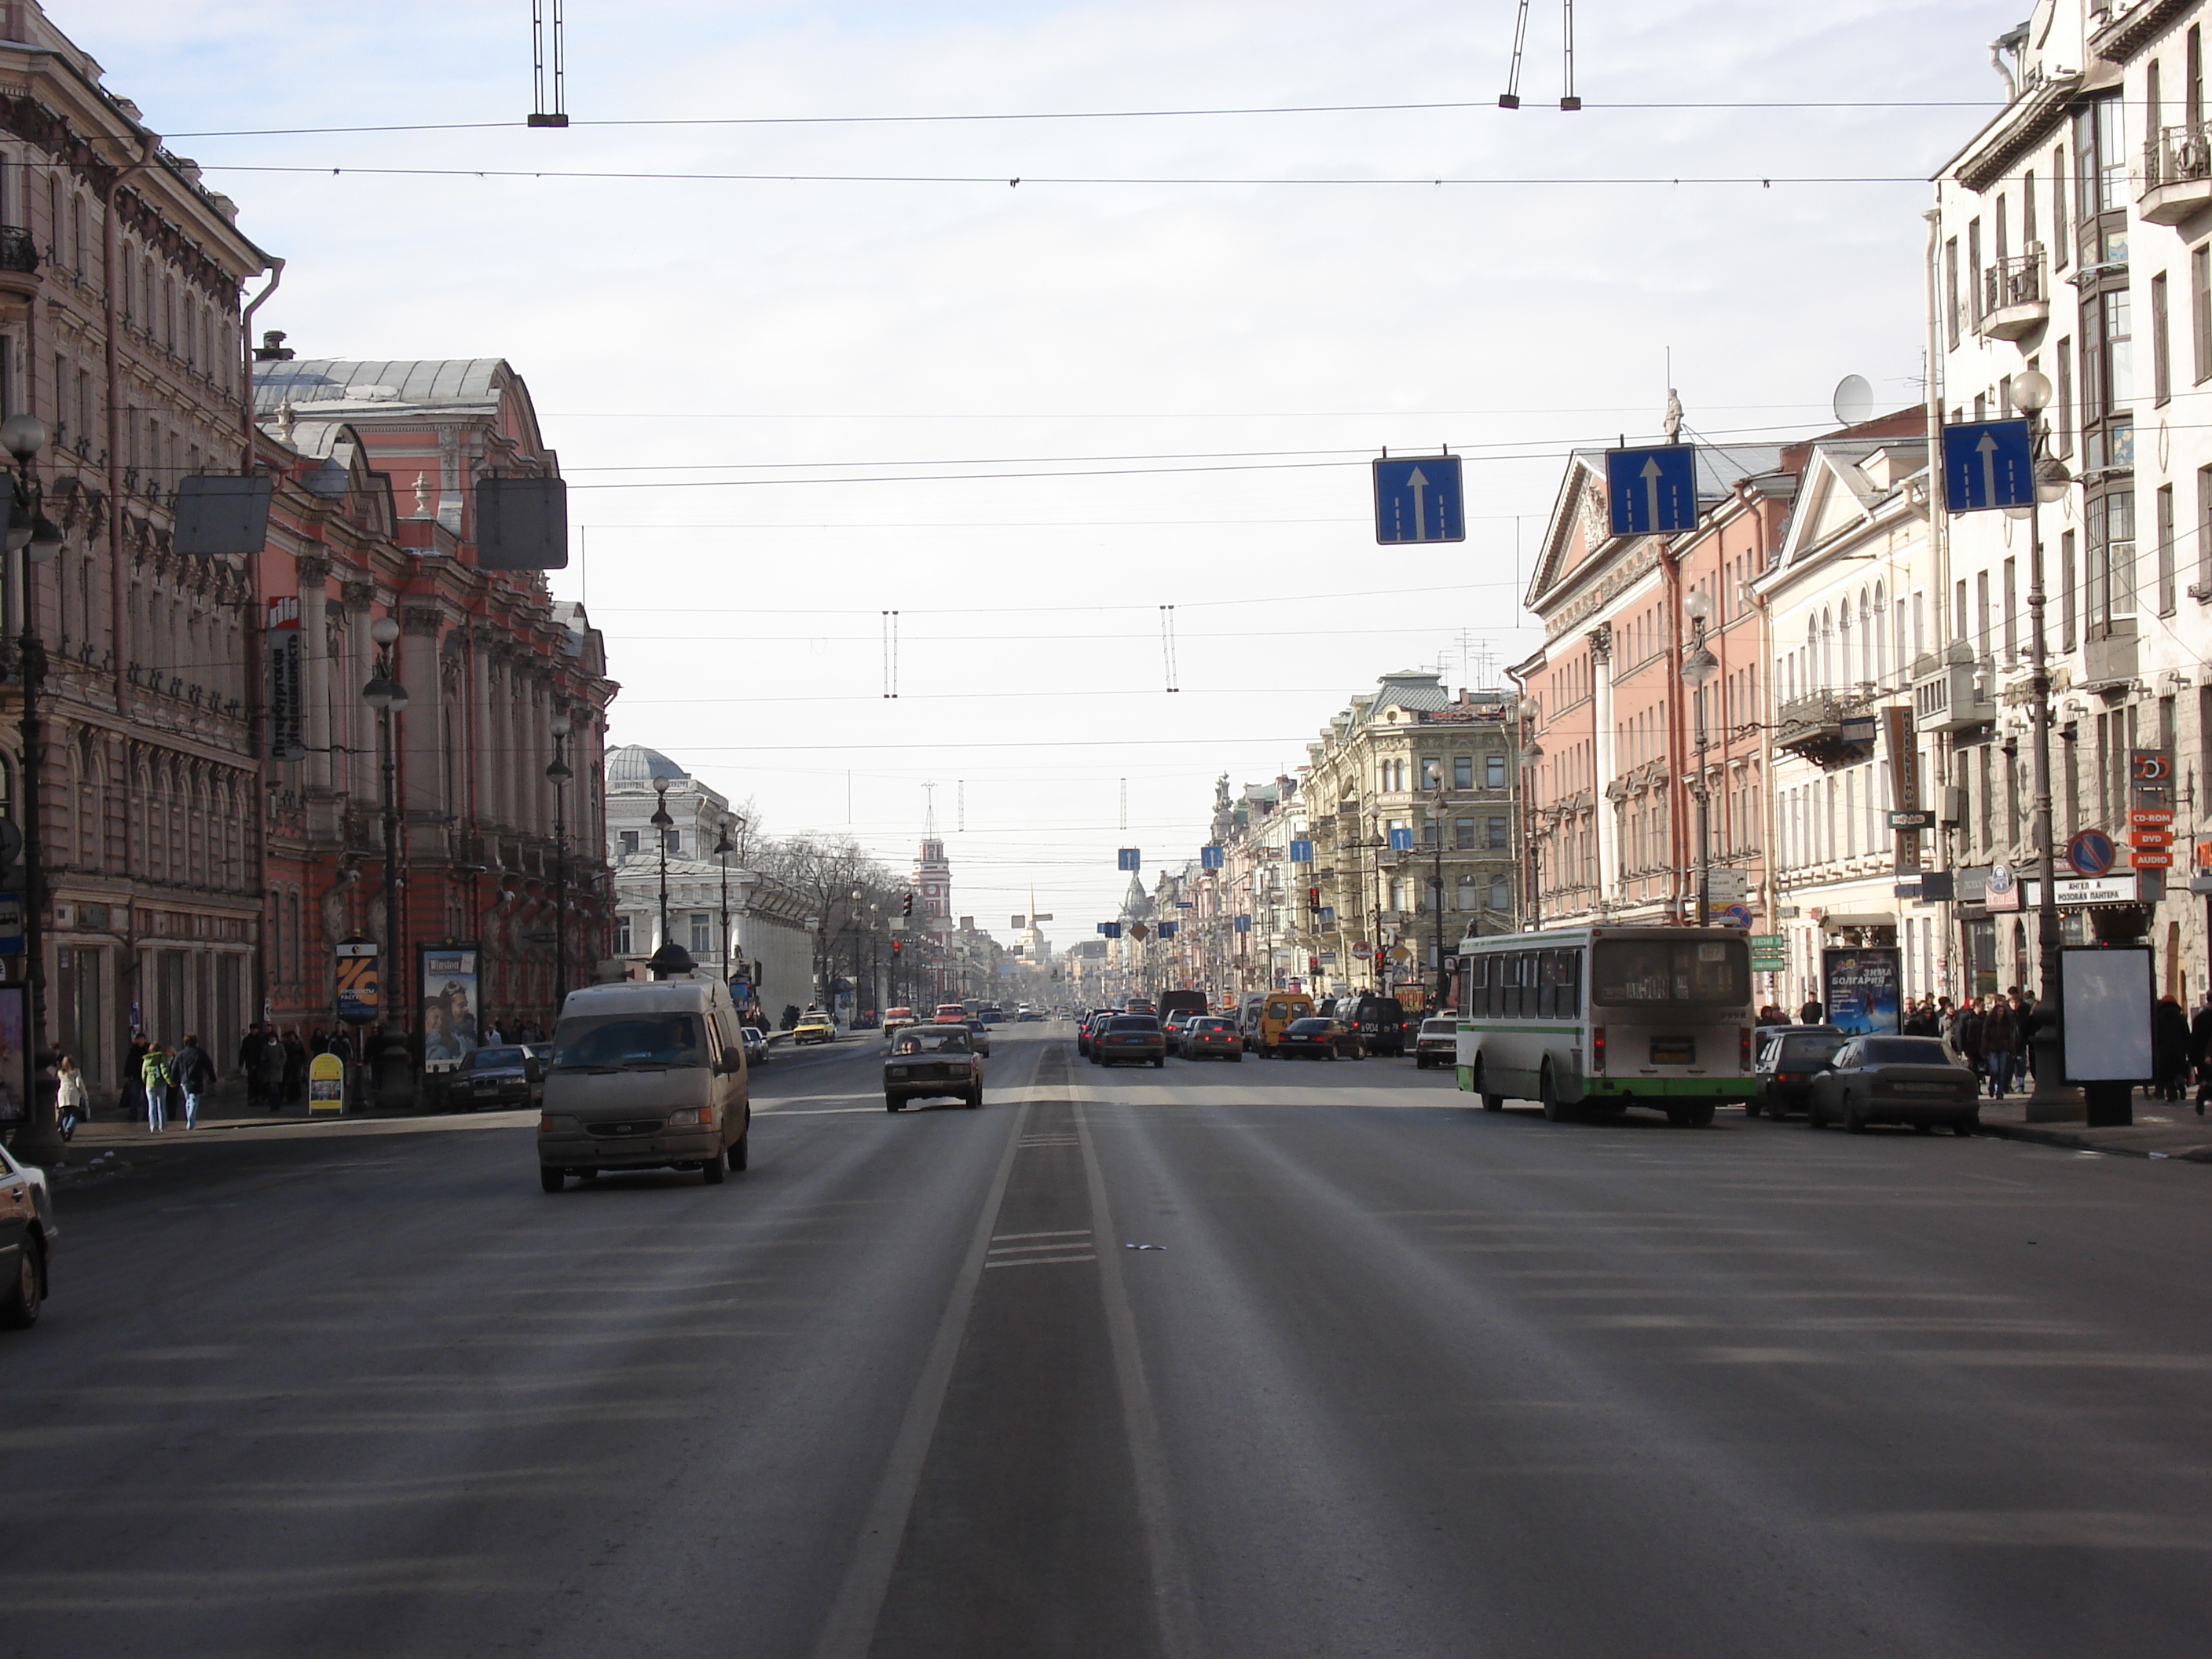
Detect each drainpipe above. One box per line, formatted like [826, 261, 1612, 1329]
[238, 257, 283, 469]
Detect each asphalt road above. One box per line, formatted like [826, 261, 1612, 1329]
[3, 1023, 2208, 1657]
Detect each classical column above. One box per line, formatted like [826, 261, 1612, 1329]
[399, 606, 446, 858]
[295, 555, 335, 829]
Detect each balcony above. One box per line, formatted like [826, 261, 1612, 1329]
[1912, 646, 1994, 734]
[1978, 248, 2049, 341]
[2141, 124, 2212, 225]
[1774, 692, 1878, 770]
[2081, 618, 2139, 689]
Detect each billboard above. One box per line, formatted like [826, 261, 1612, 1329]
[2058, 945, 2153, 1083]
[1822, 947, 1901, 1037]
[419, 944, 482, 1072]
[335, 939, 380, 1024]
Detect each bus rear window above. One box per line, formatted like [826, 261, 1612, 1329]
[1591, 938, 1749, 1007]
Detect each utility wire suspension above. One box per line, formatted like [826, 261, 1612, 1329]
[1500, 0, 1531, 108]
[530, 0, 569, 127]
[1159, 604, 1180, 693]
[881, 610, 899, 698]
[1499, 2, 1580, 111]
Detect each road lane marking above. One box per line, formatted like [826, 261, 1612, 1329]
[1075, 1093, 1196, 1659]
[983, 1253, 1098, 1268]
[991, 1229, 1092, 1241]
[808, 1096, 1030, 1659]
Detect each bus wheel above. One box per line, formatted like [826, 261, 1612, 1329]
[1474, 1062, 1504, 1112]
[1540, 1065, 1572, 1123]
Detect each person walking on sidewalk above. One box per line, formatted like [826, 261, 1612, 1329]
[1982, 995, 2018, 1099]
[172, 1035, 212, 1130]
[2189, 992, 2212, 1116]
[258, 1031, 286, 1111]
[280, 1030, 309, 1104]
[2152, 994, 2192, 1102]
[55, 1053, 86, 1140]
[141, 1043, 171, 1133]
[121, 1031, 148, 1124]
[237, 1024, 270, 1106]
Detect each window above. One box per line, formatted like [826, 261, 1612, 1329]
[1419, 757, 1441, 792]
[1944, 238, 1960, 347]
[2053, 145, 2069, 269]
[1485, 753, 1506, 789]
[1967, 219, 1983, 324]
[2152, 270, 2171, 405]
[2158, 483, 2177, 614]
[1976, 569, 1991, 660]
[689, 913, 712, 955]
[663, 829, 681, 853]
[2194, 247, 2211, 384]
[619, 829, 639, 855]
[1455, 817, 1474, 850]
[2002, 558, 2018, 659]
[1487, 815, 1508, 849]
[2060, 531, 2078, 650]
[613, 915, 634, 954]
[1453, 754, 1473, 789]
[1488, 874, 1510, 911]
[2056, 337, 2074, 456]
[2199, 466, 2212, 595]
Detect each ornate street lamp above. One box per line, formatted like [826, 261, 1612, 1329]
[713, 818, 735, 989]
[646, 772, 691, 978]
[1681, 589, 1720, 927]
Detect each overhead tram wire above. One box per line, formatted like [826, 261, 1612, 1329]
[163, 97, 2001, 140]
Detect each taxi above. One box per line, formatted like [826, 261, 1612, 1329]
[793, 1011, 836, 1046]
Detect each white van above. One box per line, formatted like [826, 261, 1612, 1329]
[537, 977, 751, 1191]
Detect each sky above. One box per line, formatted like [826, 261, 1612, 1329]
[81, 0, 2021, 942]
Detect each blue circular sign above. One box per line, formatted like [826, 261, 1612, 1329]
[2065, 828, 2115, 877]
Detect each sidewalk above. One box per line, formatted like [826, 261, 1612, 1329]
[1974, 1093, 2212, 1162]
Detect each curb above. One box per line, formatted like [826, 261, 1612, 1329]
[1976, 1119, 2212, 1163]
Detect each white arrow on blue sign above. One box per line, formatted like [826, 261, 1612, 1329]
[1387, 828, 1415, 851]
[1116, 848, 1141, 871]
[1372, 456, 1466, 544]
[1605, 445, 1699, 536]
[1288, 838, 1313, 863]
[1940, 419, 2034, 512]
[1199, 844, 1224, 869]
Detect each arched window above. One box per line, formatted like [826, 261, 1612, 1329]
[1838, 604, 1853, 691]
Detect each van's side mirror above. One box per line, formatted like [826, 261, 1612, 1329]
[524, 1057, 544, 1082]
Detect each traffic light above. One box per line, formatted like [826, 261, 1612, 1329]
[1306, 886, 1320, 910]
[891, 939, 903, 958]
[902, 891, 914, 917]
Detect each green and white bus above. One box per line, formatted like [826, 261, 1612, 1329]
[1455, 925, 1756, 1127]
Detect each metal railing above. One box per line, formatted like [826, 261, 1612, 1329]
[2145, 123, 2212, 189]
[0, 227, 36, 274]
[1982, 247, 2045, 313]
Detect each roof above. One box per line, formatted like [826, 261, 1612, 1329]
[252, 360, 511, 416]
[606, 744, 689, 786]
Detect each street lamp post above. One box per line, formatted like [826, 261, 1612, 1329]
[1424, 760, 1449, 1011]
[713, 818, 735, 992]
[1515, 696, 1544, 931]
[650, 773, 673, 954]
[2009, 369, 2082, 1122]
[1681, 590, 1719, 927]
[546, 716, 572, 1013]
[3, 414, 64, 1165]
[361, 615, 410, 1102]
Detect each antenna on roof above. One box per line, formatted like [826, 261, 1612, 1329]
[529, 1, 569, 127]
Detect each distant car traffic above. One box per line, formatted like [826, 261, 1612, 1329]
[1092, 1015, 1166, 1067]
[0, 1141, 56, 1330]
[932, 1003, 969, 1024]
[793, 1012, 835, 1046]
[1807, 1035, 1979, 1134]
[1275, 1016, 1365, 1060]
[885, 1024, 983, 1111]
[1412, 1017, 1458, 1069]
[445, 1043, 545, 1111]
[1340, 993, 1410, 1057]
[741, 1027, 769, 1065]
[1178, 1015, 1243, 1061]
[966, 1018, 993, 1058]
[882, 1007, 918, 1040]
[1750, 1025, 1846, 1119]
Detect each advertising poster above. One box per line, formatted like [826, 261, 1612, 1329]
[2059, 945, 2153, 1082]
[419, 944, 481, 1073]
[335, 939, 380, 1025]
[1822, 947, 1902, 1037]
[0, 983, 20, 1122]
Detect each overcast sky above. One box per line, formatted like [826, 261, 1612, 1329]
[88, 0, 2018, 940]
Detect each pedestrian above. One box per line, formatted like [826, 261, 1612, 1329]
[2152, 993, 2191, 1101]
[259, 1030, 287, 1110]
[55, 1053, 86, 1140]
[281, 1030, 308, 1104]
[325, 1027, 355, 1064]
[122, 1030, 148, 1123]
[1982, 995, 2018, 1098]
[2010, 989, 2038, 1082]
[172, 1033, 212, 1130]
[1954, 998, 1985, 1083]
[482, 1019, 504, 1046]
[1798, 997, 1823, 1025]
[141, 1042, 171, 1133]
[2190, 992, 2212, 1117]
[238, 1022, 269, 1105]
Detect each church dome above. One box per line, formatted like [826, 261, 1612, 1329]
[606, 743, 689, 786]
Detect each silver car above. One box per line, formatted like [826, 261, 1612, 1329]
[0, 1141, 57, 1330]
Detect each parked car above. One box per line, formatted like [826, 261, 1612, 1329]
[1276, 1016, 1366, 1060]
[1178, 1015, 1243, 1061]
[537, 977, 752, 1190]
[966, 1018, 994, 1058]
[793, 1012, 836, 1046]
[445, 1043, 545, 1111]
[1092, 1014, 1166, 1068]
[1750, 1025, 1846, 1119]
[885, 1024, 983, 1111]
[1412, 1016, 1458, 1069]
[0, 1141, 57, 1330]
[1807, 1035, 1979, 1134]
[741, 1027, 769, 1066]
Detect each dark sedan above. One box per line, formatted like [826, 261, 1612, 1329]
[1091, 1015, 1166, 1068]
[0, 1141, 57, 1330]
[1276, 1017, 1366, 1060]
[1749, 1026, 1846, 1119]
[1807, 1035, 1979, 1134]
[446, 1044, 545, 1111]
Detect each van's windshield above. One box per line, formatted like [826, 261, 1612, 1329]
[552, 1013, 706, 1071]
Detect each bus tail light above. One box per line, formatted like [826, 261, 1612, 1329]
[1591, 1027, 1606, 1074]
[1740, 1027, 1752, 1068]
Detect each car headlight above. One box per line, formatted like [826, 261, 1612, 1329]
[888, 1067, 910, 1079]
[538, 1113, 580, 1132]
[666, 1107, 710, 1128]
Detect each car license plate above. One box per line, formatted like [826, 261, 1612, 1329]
[1650, 1038, 1696, 1065]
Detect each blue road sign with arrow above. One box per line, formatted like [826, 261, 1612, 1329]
[1234, 914, 1251, 933]
[1940, 419, 2033, 512]
[1200, 844, 1224, 869]
[1372, 456, 1466, 544]
[1288, 838, 1313, 863]
[1387, 828, 1415, 851]
[1606, 445, 1699, 536]
[1116, 848, 1141, 871]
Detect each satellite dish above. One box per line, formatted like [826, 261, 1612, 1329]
[1831, 374, 1874, 427]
